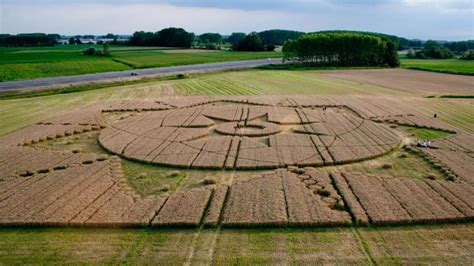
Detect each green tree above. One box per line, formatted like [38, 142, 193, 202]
[102, 43, 111, 56]
[282, 32, 397, 67]
[156, 27, 194, 47]
[129, 28, 194, 47]
[421, 40, 454, 59]
[258, 29, 304, 45]
[227, 32, 246, 45]
[384, 41, 400, 67]
[234, 32, 265, 51]
[198, 33, 223, 44]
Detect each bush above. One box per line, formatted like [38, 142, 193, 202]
[398, 153, 408, 159]
[82, 47, 97, 56]
[82, 44, 111, 57]
[460, 50, 474, 60]
[201, 178, 216, 185]
[265, 44, 276, 51]
[166, 170, 182, 178]
[316, 189, 331, 197]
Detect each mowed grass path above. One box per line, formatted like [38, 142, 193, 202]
[401, 58, 474, 76]
[0, 45, 281, 81]
[0, 225, 472, 264]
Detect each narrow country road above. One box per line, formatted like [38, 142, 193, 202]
[0, 58, 282, 92]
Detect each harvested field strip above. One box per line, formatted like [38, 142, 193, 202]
[152, 188, 212, 227]
[203, 186, 229, 227]
[17, 165, 111, 223]
[283, 170, 352, 226]
[426, 181, 474, 218]
[379, 176, 461, 223]
[0, 154, 171, 227]
[330, 172, 370, 225]
[0, 163, 106, 219]
[221, 173, 288, 227]
[419, 147, 473, 184]
[341, 172, 474, 225]
[34, 168, 114, 225]
[439, 182, 474, 210]
[343, 173, 414, 224]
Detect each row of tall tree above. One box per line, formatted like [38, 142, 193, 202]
[0, 33, 60, 46]
[313, 30, 421, 50]
[282, 33, 399, 67]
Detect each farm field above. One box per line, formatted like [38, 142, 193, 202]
[400, 58, 474, 76]
[0, 225, 472, 264]
[319, 68, 474, 97]
[0, 68, 473, 263]
[0, 45, 281, 81]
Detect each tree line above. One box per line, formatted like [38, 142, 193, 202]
[0, 33, 60, 47]
[128, 28, 303, 51]
[406, 40, 474, 60]
[129, 28, 195, 47]
[282, 32, 399, 67]
[2, 28, 471, 60]
[313, 30, 422, 51]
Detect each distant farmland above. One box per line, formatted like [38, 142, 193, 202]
[0, 45, 281, 81]
[401, 58, 474, 76]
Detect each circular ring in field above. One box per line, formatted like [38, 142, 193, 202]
[99, 102, 401, 170]
[214, 121, 282, 137]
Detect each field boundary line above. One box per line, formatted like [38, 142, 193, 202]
[352, 227, 377, 265]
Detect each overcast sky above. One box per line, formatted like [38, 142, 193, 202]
[1, 0, 473, 40]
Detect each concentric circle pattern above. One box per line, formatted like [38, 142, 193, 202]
[99, 102, 401, 169]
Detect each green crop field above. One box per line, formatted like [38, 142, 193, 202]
[401, 58, 474, 75]
[0, 45, 281, 81]
[112, 50, 279, 68]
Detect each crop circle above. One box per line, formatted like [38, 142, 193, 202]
[99, 102, 400, 169]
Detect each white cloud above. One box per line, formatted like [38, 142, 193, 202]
[2, 3, 295, 35]
[1, 1, 472, 40]
[402, 0, 473, 10]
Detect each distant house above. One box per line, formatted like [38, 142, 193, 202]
[57, 39, 69, 45]
[80, 39, 97, 44]
[57, 36, 131, 45]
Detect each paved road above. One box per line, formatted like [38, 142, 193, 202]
[0, 58, 283, 92]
